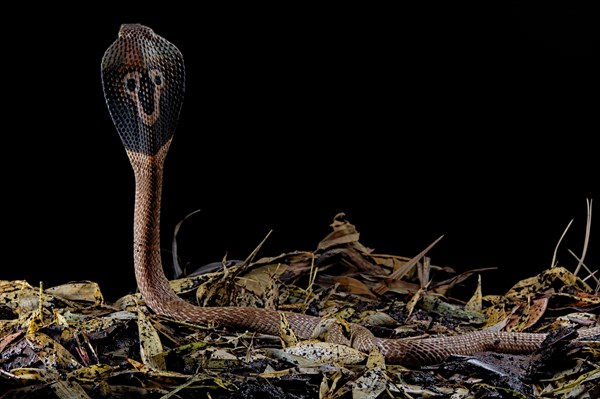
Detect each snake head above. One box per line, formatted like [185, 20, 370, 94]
[101, 24, 185, 156]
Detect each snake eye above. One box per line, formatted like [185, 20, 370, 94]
[154, 74, 162, 86]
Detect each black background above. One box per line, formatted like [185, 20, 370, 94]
[3, 4, 597, 301]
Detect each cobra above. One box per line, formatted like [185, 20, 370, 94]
[101, 24, 599, 367]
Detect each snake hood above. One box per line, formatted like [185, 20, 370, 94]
[101, 24, 185, 156]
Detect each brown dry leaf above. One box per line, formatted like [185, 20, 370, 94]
[367, 254, 414, 276]
[525, 297, 549, 330]
[549, 291, 600, 309]
[194, 269, 236, 307]
[237, 263, 287, 298]
[417, 256, 431, 290]
[361, 312, 398, 328]
[0, 330, 24, 353]
[319, 275, 377, 299]
[382, 279, 421, 295]
[406, 288, 425, 319]
[252, 250, 316, 269]
[430, 267, 496, 297]
[329, 247, 384, 275]
[317, 213, 371, 254]
[127, 357, 147, 371]
[261, 251, 317, 283]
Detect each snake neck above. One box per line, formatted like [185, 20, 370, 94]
[127, 141, 181, 312]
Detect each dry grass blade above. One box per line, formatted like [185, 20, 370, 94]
[372, 235, 444, 295]
[568, 249, 599, 292]
[574, 198, 592, 276]
[551, 218, 573, 268]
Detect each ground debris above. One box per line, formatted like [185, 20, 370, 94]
[1, 214, 599, 398]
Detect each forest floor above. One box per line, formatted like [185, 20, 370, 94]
[1, 213, 599, 399]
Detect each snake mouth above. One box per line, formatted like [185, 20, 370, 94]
[123, 69, 163, 126]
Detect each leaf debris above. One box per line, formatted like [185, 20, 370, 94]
[1, 212, 598, 398]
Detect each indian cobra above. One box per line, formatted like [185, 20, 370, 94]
[101, 24, 599, 367]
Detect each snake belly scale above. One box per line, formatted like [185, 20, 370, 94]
[101, 24, 599, 367]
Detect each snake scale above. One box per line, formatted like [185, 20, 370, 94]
[101, 24, 599, 367]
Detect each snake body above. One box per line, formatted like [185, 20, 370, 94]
[101, 24, 599, 367]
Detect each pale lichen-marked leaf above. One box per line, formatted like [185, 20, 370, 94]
[465, 274, 483, 313]
[136, 306, 166, 370]
[278, 312, 298, 348]
[45, 281, 104, 304]
[505, 297, 548, 332]
[25, 331, 81, 371]
[283, 341, 366, 365]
